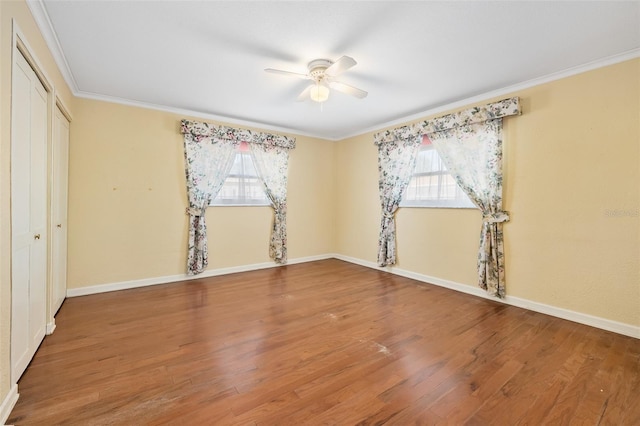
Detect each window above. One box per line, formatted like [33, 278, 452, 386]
[211, 142, 270, 206]
[401, 137, 476, 208]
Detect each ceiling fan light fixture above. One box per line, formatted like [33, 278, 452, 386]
[266, 56, 367, 103]
[310, 84, 330, 103]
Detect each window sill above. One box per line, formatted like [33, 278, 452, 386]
[399, 203, 477, 209]
[210, 203, 272, 207]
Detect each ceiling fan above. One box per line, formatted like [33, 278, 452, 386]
[265, 56, 368, 103]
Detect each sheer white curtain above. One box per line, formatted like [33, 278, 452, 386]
[249, 140, 292, 264]
[182, 122, 237, 274]
[428, 119, 507, 297]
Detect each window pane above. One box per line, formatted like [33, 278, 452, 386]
[228, 154, 244, 175]
[216, 177, 241, 200]
[240, 153, 259, 178]
[414, 149, 449, 174]
[407, 174, 441, 200]
[244, 178, 268, 200]
[211, 150, 269, 206]
[401, 145, 475, 208]
[440, 174, 458, 200]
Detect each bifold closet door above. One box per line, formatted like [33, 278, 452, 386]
[51, 106, 69, 314]
[11, 50, 48, 381]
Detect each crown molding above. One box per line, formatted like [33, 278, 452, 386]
[347, 47, 640, 140]
[25, 0, 640, 142]
[70, 48, 640, 142]
[73, 90, 324, 141]
[26, 0, 79, 93]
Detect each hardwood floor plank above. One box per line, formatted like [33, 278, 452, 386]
[568, 332, 628, 424]
[8, 259, 639, 425]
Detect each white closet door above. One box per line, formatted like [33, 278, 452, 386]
[51, 106, 69, 314]
[11, 50, 48, 382]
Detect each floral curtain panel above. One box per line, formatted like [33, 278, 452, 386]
[428, 119, 508, 297]
[374, 133, 422, 267]
[372, 97, 520, 296]
[249, 141, 290, 264]
[182, 126, 237, 275]
[181, 119, 295, 275]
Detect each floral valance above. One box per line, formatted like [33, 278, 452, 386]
[373, 97, 520, 144]
[180, 119, 296, 149]
[373, 124, 419, 146]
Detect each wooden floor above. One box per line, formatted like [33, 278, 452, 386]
[8, 259, 640, 425]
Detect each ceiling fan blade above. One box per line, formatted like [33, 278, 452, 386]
[265, 68, 310, 79]
[325, 56, 357, 77]
[329, 81, 368, 99]
[296, 84, 313, 102]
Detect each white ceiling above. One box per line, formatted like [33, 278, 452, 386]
[32, 1, 640, 140]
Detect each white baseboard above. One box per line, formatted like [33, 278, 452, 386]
[0, 384, 18, 426]
[332, 254, 640, 339]
[64, 252, 638, 339]
[46, 320, 56, 335]
[66, 254, 334, 298]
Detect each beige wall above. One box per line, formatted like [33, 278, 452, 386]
[68, 98, 335, 288]
[1, 0, 74, 412]
[334, 133, 482, 286]
[1, 0, 638, 415]
[505, 60, 638, 324]
[335, 58, 640, 327]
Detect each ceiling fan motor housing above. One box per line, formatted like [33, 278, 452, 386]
[308, 59, 333, 81]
